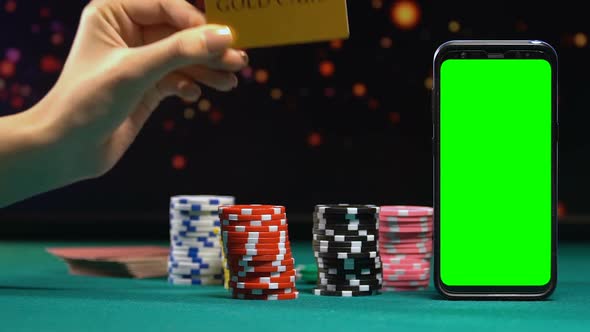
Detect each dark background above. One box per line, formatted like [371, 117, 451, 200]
[0, 0, 588, 240]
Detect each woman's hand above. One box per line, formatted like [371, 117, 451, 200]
[0, 0, 248, 207]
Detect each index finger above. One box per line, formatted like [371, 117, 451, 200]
[118, 0, 206, 29]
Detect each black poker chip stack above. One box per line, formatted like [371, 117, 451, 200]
[312, 204, 382, 296]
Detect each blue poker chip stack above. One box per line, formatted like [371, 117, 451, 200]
[168, 195, 235, 285]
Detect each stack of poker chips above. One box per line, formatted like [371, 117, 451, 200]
[220, 205, 298, 300]
[168, 195, 235, 285]
[379, 205, 433, 291]
[312, 204, 382, 297]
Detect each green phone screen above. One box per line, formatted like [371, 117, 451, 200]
[440, 59, 552, 286]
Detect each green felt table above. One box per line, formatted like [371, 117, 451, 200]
[0, 241, 589, 332]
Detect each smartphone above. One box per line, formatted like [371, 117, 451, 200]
[432, 40, 558, 299]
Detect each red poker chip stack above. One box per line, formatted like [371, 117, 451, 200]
[378, 205, 433, 291]
[219, 205, 299, 300]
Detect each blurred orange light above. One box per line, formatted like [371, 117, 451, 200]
[424, 76, 433, 90]
[255, 69, 269, 84]
[270, 88, 283, 100]
[380, 37, 393, 49]
[390, 0, 421, 30]
[51, 33, 64, 45]
[330, 39, 343, 50]
[574, 32, 588, 48]
[0, 60, 15, 78]
[198, 99, 211, 112]
[319, 61, 335, 77]
[172, 155, 187, 170]
[372, 0, 383, 9]
[352, 83, 367, 97]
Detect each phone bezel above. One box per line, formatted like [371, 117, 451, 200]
[432, 40, 558, 300]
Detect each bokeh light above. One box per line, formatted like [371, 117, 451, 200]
[270, 88, 283, 100]
[51, 33, 64, 46]
[163, 120, 175, 132]
[424, 76, 433, 90]
[330, 39, 343, 50]
[198, 99, 211, 112]
[324, 87, 336, 98]
[39, 7, 51, 18]
[558, 201, 567, 217]
[308, 132, 322, 147]
[574, 32, 588, 48]
[255, 69, 269, 84]
[390, 0, 421, 30]
[352, 83, 368, 97]
[448, 20, 461, 33]
[368, 98, 380, 110]
[209, 109, 223, 124]
[171, 155, 187, 170]
[50, 21, 63, 32]
[20, 85, 31, 97]
[380, 37, 393, 49]
[0, 60, 16, 78]
[5, 0, 16, 13]
[40, 55, 62, 73]
[10, 96, 23, 109]
[240, 66, 253, 79]
[5, 48, 21, 63]
[371, 0, 383, 9]
[389, 112, 401, 125]
[319, 61, 335, 77]
[184, 108, 196, 120]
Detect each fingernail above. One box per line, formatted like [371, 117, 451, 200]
[239, 51, 249, 65]
[204, 26, 233, 54]
[232, 75, 239, 88]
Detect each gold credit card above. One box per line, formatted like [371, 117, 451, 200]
[204, 0, 349, 49]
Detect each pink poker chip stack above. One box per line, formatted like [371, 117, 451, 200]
[378, 205, 433, 291]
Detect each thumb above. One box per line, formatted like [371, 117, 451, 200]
[130, 24, 234, 80]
